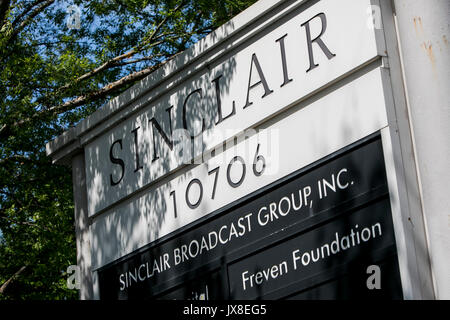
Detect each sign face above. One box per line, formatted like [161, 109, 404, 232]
[90, 67, 388, 269]
[84, 0, 382, 217]
[97, 136, 403, 300]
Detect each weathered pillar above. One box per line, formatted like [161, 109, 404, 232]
[72, 153, 93, 299]
[393, 0, 450, 299]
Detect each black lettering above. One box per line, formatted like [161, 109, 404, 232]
[109, 139, 125, 186]
[275, 34, 293, 87]
[150, 106, 174, 162]
[208, 166, 220, 199]
[183, 88, 205, 138]
[131, 126, 143, 172]
[170, 190, 177, 219]
[243, 53, 273, 109]
[212, 74, 236, 125]
[227, 156, 246, 188]
[185, 178, 203, 209]
[301, 12, 336, 72]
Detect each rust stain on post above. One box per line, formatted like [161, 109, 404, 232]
[421, 41, 437, 76]
[443, 35, 449, 47]
[413, 16, 424, 36]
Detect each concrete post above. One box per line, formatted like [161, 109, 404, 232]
[393, 0, 450, 299]
[72, 153, 93, 299]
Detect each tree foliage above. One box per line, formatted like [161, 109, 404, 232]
[0, 0, 256, 299]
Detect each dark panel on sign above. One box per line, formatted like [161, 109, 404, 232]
[227, 199, 400, 299]
[98, 134, 403, 300]
[284, 255, 403, 300]
[156, 269, 224, 300]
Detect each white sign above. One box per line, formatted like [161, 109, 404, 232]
[91, 67, 389, 269]
[84, 0, 383, 217]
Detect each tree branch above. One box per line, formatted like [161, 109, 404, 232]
[11, 0, 45, 29]
[47, 57, 177, 115]
[5, 0, 54, 46]
[0, 1, 189, 139]
[113, 53, 165, 67]
[0, 266, 27, 294]
[0, 57, 170, 138]
[54, 1, 186, 95]
[0, 0, 10, 28]
[0, 154, 31, 166]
